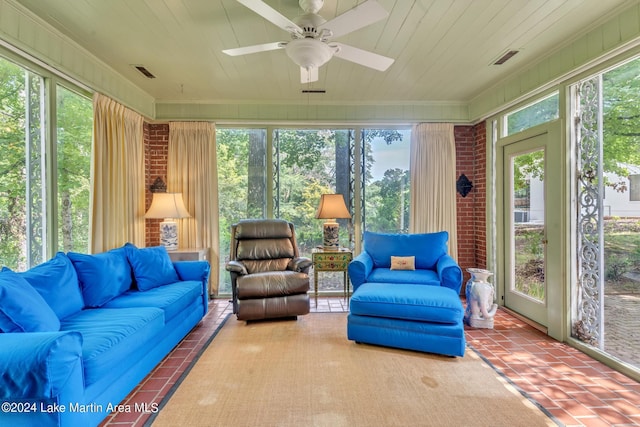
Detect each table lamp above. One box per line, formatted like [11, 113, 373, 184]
[145, 192, 191, 251]
[315, 194, 351, 249]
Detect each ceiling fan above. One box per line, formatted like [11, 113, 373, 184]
[222, 0, 395, 84]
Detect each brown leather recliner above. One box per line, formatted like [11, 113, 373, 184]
[225, 219, 312, 321]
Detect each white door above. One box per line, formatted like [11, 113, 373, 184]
[497, 122, 563, 329]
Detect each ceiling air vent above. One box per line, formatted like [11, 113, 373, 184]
[493, 50, 520, 65]
[133, 65, 156, 79]
[301, 89, 326, 94]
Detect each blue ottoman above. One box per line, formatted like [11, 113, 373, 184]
[347, 282, 466, 357]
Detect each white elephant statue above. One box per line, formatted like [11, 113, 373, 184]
[464, 269, 498, 329]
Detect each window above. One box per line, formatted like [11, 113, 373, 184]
[215, 126, 410, 296]
[216, 128, 267, 294]
[0, 55, 92, 270]
[572, 56, 640, 369]
[56, 85, 92, 253]
[362, 129, 411, 233]
[274, 128, 354, 254]
[505, 92, 559, 135]
[0, 56, 45, 270]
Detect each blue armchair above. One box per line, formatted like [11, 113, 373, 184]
[346, 231, 466, 356]
[348, 231, 462, 294]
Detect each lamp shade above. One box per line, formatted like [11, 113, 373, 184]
[145, 193, 191, 219]
[315, 194, 351, 219]
[145, 193, 190, 251]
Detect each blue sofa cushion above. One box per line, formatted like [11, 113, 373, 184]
[0, 269, 60, 332]
[367, 268, 441, 286]
[103, 280, 202, 323]
[125, 243, 179, 291]
[19, 252, 84, 320]
[350, 283, 463, 324]
[364, 231, 449, 270]
[68, 247, 133, 307]
[60, 307, 164, 386]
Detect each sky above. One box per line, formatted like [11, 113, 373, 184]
[368, 129, 411, 181]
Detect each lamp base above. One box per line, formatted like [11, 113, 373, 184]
[322, 220, 340, 250]
[159, 220, 178, 251]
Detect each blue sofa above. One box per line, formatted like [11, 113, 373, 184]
[0, 243, 210, 427]
[347, 231, 465, 357]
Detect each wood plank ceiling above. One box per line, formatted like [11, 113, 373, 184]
[12, 0, 640, 104]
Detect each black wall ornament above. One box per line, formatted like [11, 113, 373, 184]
[456, 174, 473, 197]
[149, 177, 167, 193]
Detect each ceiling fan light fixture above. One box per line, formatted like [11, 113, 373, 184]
[285, 38, 335, 69]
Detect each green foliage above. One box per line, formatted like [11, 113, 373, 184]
[512, 150, 544, 192]
[605, 255, 632, 281]
[365, 168, 410, 233]
[602, 59, 640, 178]
[0, 57, 92, 269]
[522, 229, 544, 258]
[0, 58, 28, 268]
[56, 86, 92, 253]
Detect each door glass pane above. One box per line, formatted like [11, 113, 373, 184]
[216, 128, 267, 295]
[511, 149, 546, 302]
[56, 85, 92, 253]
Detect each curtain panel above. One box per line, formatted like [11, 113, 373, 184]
[168, 122, 219, 294]
[409, 123, 458, 260]
[91, 93, 145, 253]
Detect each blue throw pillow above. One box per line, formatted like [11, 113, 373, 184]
[125, 243, 179, 291]
[68, 247, 133, 307]
[364, 231, 449, 270]
[19, 252, 85, 319]
[0, 269, 61, 332]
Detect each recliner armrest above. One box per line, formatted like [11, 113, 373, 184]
[348, 251, 374, 292]
[436, 254, 463, 294]
[289, 257, 312, 273]
[225, 260, 248, 275]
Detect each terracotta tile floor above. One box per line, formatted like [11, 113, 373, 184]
[102, 298, 640, 427]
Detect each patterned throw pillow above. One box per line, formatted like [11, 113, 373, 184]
[390, 256, 415, 270]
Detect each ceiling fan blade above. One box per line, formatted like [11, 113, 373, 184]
[222, 42, 284, 56]
[318, 0, 389, 39]
[236, 0, 302, 34]
[301, 67, 319, 84]
[332, 43, 394, 71]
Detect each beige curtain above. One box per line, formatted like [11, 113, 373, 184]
[91, 93, 145, 253]
[168, 122, 219, 294]
[409, 123, 458, 260]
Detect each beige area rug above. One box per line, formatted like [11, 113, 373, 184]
[148, 314, 560, 427]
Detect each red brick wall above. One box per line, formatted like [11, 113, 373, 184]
[142, 122, 489, 276]
[144, 123, 170, 246]
[455, 125, 475, 281]
[454, 122, 487, 284]
[473, 121, 487, 270]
